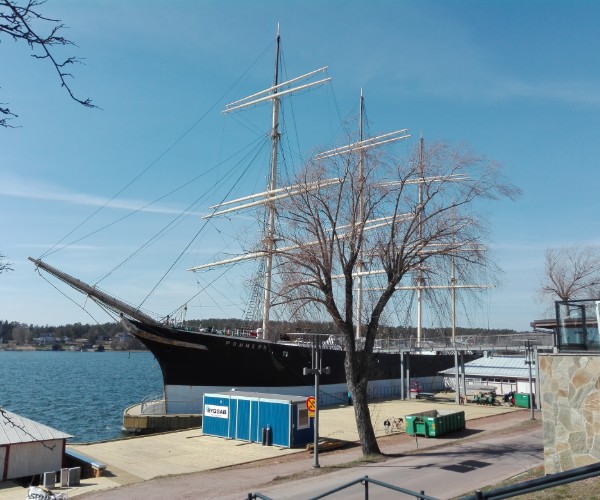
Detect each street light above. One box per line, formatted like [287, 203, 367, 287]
[525, 340, 535, 420]
[303, 333, 330, 468]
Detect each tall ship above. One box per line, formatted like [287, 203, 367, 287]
[30, 29, 478, 414]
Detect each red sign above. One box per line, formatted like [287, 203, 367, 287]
[306, 396, 316, 412]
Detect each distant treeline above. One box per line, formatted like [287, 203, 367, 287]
[0, 318, 520, 346]
[0, 320, 119, 342]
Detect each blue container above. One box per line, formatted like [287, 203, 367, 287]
[202, 391, 314, 448]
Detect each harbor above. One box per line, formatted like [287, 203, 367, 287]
[0, 396, 523, 499]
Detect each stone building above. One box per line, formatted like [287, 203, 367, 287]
[534, 299, 600, 474]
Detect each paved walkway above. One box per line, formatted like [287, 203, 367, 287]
[0, 397, 523, 499]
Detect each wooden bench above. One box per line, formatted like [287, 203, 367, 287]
[415, 392, 436, 400]
[65, 449, 107, 478]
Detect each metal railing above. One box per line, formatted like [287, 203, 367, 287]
[373, 333, 554, 353]
[247, 461, 600, 499]
[247, 475, 438, 499]
[140, 395, 166, 414]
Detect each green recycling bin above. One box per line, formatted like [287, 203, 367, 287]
[514, 393, 534, 409]
[404, 410, 465, 438]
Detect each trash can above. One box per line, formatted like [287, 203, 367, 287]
[404, 410, 465, 437]
[514, 393, 534, 409]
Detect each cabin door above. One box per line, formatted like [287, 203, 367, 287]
[236, 399, 251, 441]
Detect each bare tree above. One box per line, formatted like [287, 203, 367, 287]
[0, 251, 12, 274]
[538, 246, 600, 304]
[274, 139, 519, 456]
[11, 324, 31, 344]
[0, 0, 95, 126]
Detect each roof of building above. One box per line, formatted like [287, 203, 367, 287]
[0, 409, 73, 445]
[440, 355, 531, 379]
[205, 391, 308, 404]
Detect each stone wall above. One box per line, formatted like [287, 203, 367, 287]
[539, 353, 600, 473]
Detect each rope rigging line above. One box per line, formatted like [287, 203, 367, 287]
[34, 267, 119, 331]
[186, 265, 246, 319]
[138, 135, 273, 310]
[94, 134, 270, 286]
[40, 41, 273, 261]
[42, 128, 269, 263]
[278, 48, 302, 179]
[327, 82, 357, 149]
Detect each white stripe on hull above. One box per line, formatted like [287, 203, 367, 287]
[163, 376, 442, 414]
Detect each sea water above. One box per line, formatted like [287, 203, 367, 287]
[0, 350, 162, 443]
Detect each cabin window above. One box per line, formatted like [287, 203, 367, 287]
[297, 408, 309, 429]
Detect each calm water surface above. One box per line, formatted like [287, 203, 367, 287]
[0, 350, 162, 443]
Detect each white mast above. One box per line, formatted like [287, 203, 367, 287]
[196, 27, 331, 339]
[416, 137, 424, 346]
[260, 26, 282, 340]
[312, 93, 410, 339]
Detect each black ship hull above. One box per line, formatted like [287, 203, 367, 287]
[125, 319, 470, 413]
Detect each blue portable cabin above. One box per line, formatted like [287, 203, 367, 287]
[202, 391, 314, 448]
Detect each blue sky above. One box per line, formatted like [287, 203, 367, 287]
[1, 0, 599, 331]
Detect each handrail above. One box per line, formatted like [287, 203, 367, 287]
[249, 475, 439, 500]
[247, 462, 600, 500]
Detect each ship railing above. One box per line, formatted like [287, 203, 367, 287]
[371, 333, 554, 353]
[140, 394, 166, 415]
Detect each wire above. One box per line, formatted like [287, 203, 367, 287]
[41, 41, 273, 261]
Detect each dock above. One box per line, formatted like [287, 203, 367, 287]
[122, 402, 202, 434]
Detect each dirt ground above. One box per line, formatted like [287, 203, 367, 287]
[77, 411, 539, 500]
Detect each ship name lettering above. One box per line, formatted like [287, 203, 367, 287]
[225, 340, 266, 350]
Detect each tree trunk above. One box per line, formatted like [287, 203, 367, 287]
[346, 355, 381, 456]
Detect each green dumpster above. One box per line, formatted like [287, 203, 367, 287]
[514, 393, 534, 409]
[404, 410, 465, 438]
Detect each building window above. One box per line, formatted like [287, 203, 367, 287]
[297, 408, 309, 429]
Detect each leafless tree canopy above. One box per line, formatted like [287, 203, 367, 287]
[273, 140, 519, 455]
[0, 0, 95, 126]
[538, 246, 600, 303]
[0, 251, 12, 274]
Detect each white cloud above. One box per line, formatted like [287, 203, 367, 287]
[0, 173, 201, 216]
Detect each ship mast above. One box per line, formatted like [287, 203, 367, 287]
[193, 27, 331, 339]
[261, 27, 281, 340]
[417, 137, 425, 346]
[313, 95, 410, 340]
[355, 90, 365, 340]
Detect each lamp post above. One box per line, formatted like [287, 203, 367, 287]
[525, 340, 535, 420]
[303, 334, 330, 468]
[453, 340, 461, 404]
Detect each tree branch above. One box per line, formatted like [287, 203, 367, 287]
[0, 0, 96, 126]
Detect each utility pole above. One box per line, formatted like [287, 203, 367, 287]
[303, 334, 330, 468]
[525, 340, 535, 420]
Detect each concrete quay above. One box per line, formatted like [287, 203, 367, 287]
[0, 396, 523, 499]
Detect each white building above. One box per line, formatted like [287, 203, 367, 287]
[0, 409, 72, 481]
[440, 355, 536, 396]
